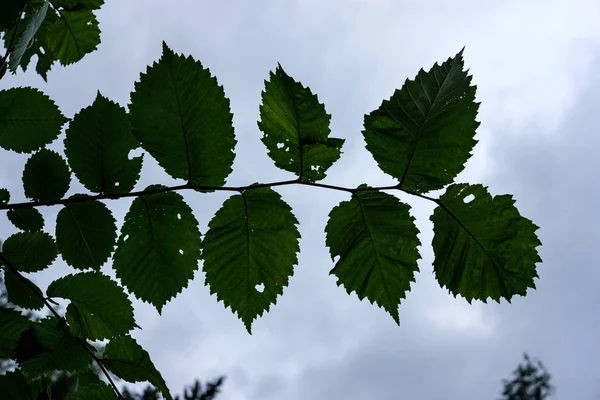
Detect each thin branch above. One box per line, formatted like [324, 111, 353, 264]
[0, 256, 125, 400]
[0, 2, 27, 76]
[0, 179, 399, 210]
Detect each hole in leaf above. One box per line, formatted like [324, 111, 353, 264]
[255, 283, 265, 293]
[463, 194, 475, 203]
[179, 249, 184, 255]
[128, 148, 144, 160]
[177, 213, 181, 220]
[276, 143, 284, 149]
[123, 234, 129, 241]
[115, 182, 120, 187]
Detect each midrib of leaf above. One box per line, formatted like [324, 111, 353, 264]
[278, 76, 303, 179]
[168, 64, 193, 183]
[242, 191, 252, 316]
[140, 198, 158, 286]
[354, 194, 393, 304]
[51, 3, 82, 58]
[66, 205, 97, 267]
[438, 200, 509, 294]
[397, 58, 460, 189]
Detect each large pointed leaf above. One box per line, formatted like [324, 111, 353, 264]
[45, 8, 100, 65]
[65, 93, 143, 194]
[46, 272, 136, 340]
[202, 186, 300, 332]
[258, 65, 344, 182]
[0, 306, 32, 358]
[7, 1, 48, 72]
[7, 207, 44, 232]
[112, 186, 201, 312]
[363, 50, 479, 193]
[16, 317, 93, 376]
[103, 336, 171, 400]
[23, 149, 71, 201]
[0, 88, 67, 153]
[129, 42, 236, 188]
[325, 188, 420, 324]
[1, 231, 57, 272]
[55, 198, 117, 270]
[2, 267, 45, 310]
[431, 183, 542, 302]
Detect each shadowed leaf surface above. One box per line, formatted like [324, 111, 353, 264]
[431, 183, 542, 302]
[7, 207, 44, 232]
[22, 149, 71, 201]
[65, 92, 142, 194]
[129, 42, 236, 188]
[1, 231, 57, 272]
[55, 197, 117, 270]
[325, 188, 420, 323]
[258, 64, 344, 182]
[112, 185, 201, 313]
[0, 88, 67, 153]
[363, 50, 479, 193]
[202, 186, 300, 332]
[47, 271, 136, 340]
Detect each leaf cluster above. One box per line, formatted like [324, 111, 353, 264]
[0, 33, 542, 400]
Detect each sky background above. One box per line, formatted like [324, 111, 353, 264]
[2, 0, 600, 399]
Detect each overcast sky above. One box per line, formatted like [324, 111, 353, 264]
[2, 0, 600, 399]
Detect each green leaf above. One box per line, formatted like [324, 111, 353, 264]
[23, 149, 71, 201]
[258, 64, 344, 182]
[325, 188, 420, 324]
[65, 93, 143, 194]
[76, 369, 102, 387]
[16, 317, 93, 376]
[0, 188, 10, 204]
[202, 186, 300, 332]
[2, 267, 45, 310]
[430, 183, 542, 302]
[113, 185, 201, 313]
[7, 207, 45, 231]
[7, 1, 48, 72]
[1, 231, 57, 272]
[103, 335, 171, 400]
[67, 383, 115, 400]
[47, 271, 136, 340]
[0, 88, 67, 153]
[55, 198, 117, 270]
[129, 42, 236, 188]
[362, 50, 479, 193]
[0, 306, 32, 357]
[0, 0, 25, 31]
[45, 8, 100, 65]
[0, 370, 32, 400]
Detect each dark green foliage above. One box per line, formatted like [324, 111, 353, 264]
[47, 271, 136, 340]
[55, 198, 117, 270]
[325, 188, 421, 323]
[203, 186, 300, 332]
[431, 184, 541, 302]
[23, 149, 71, 201]
[129, 43, 236, 188]
[0, 0, 25, 31]
[363, 50, 479, 193]
[0, 306, 31, 357]
[0, 31, 543, 398]
[7, 1, 48, 71]
[1, 231, 57, 272]
[499, 354, 553, 400]
[0, 88, 67, 153]
[64, 93, 143, 194]
[259, 64, 344, 181]
[2, 267, 45, 310]
[103, 335, 171, 400]
[112, 186, 202, 313]
[0, 370, 32, 399]
[16, 317, 93, 376]
[7, 207, 45, 231]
